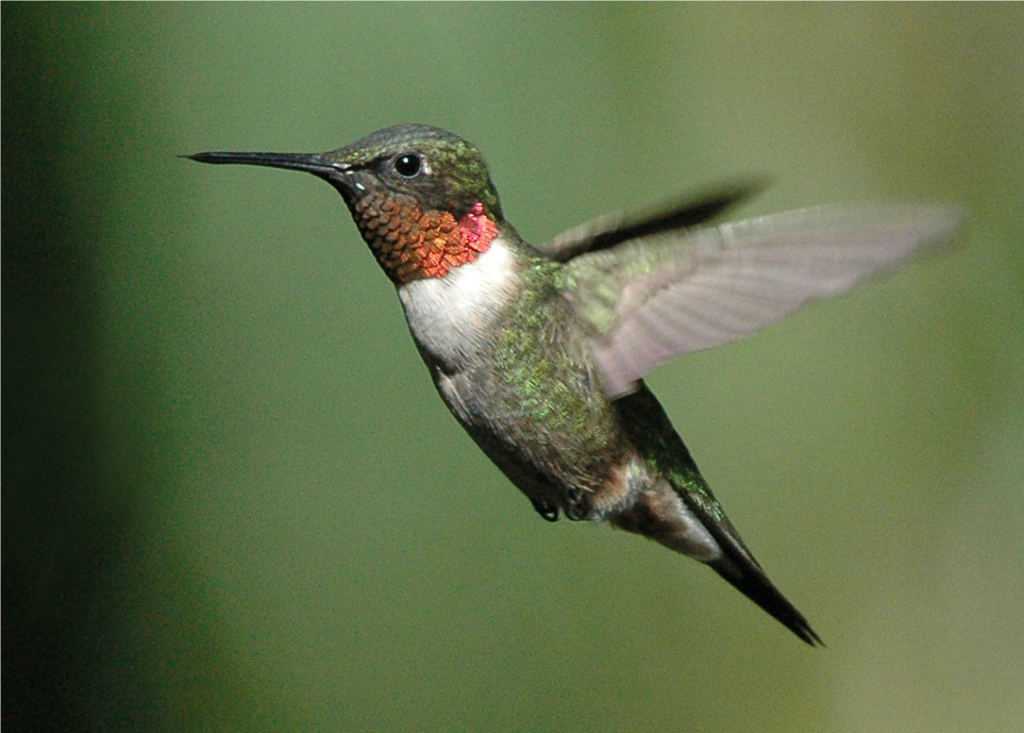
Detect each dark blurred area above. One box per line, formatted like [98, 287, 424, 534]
[4, 8, 113, 730]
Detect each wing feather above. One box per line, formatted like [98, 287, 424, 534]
[541, 183, 763, 262]
[563, 204, 965, 397]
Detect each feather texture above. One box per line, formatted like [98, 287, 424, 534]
[542, 183, 761, 262]
[562, 204, 964, 396]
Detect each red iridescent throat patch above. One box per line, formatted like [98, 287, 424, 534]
[353, 194, 498, 283]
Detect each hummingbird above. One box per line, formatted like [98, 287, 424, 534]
[188, 124, 962, 645]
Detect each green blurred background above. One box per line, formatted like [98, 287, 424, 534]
[4, 4, 1022, 732]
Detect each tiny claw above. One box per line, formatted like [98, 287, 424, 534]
[531, 498, 560, 522]
[564, 487, 590, 521]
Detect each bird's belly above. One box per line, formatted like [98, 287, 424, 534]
[430, 339, 639, 520]
[397, 242, 641, 518]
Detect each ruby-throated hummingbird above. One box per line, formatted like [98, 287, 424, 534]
[189, 124, 962, 645]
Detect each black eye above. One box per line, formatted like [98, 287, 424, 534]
[393, 153, 422, 178]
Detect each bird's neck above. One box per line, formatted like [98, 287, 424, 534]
[396, 236, 532, 368]
[352, 193, 500, 284]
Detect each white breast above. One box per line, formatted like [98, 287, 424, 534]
[397, 237, 520, 367]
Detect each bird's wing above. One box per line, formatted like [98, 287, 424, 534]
[562, 204, 965, 397]
[540, 183, 762, 262]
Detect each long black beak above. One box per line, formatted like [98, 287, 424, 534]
[184, 151, 361, 202]
[184, 151, 347, 178]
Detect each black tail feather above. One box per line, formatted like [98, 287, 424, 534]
[710, 558, 823, 646]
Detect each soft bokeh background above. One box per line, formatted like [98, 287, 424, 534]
[4, 4, 1022, 732]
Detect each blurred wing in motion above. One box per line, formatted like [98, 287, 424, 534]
[562, 204, 965, 397]
[542, 183, 763, 262]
